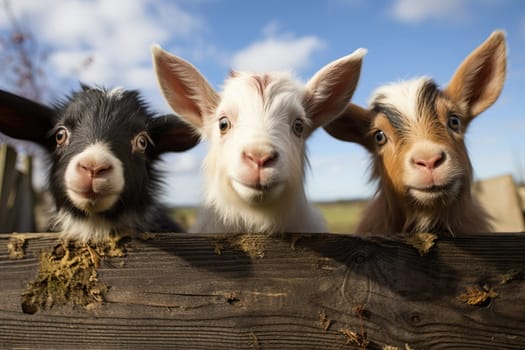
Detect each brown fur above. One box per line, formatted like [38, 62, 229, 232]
[250, 74, 272, 103]
[325, 31, 506, 235]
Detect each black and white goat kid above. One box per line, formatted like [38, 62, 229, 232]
[0, 86, 199, 242]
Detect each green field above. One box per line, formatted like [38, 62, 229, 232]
[169, 199, 367, 233]
[315, 200, 367, 233]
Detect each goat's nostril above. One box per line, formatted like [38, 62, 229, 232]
[243, 149, 278, 168]
[78, 163, 91, 175]
[433, 152, 446, 168]
[93, 164, 113, 177]
[413, 152, 446, 170]
[260, 151, 278, 166]
[77, 162, 113, 177]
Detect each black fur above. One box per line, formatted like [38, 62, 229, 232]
[0, 86, 199, 237]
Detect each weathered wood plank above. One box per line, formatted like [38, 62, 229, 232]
[0, 144, 18, 229]
[0, 144, 36, 233]
[1, 232, 524, 349]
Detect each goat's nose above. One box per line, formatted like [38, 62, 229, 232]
[78, 161, 113, 178]
[412, 151, 446, 171]
[242, 146, 278, 168]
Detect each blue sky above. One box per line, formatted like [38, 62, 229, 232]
[1, 0, 524, 205]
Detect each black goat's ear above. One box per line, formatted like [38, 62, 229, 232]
[0, 89, 56, 151]
[148, 114, 201, 154]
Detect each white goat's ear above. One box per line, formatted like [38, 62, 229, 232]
[152, 45, 220, 129]
[303, 48, 366, 131]
[323, 103, 374, 151]
[444, 30, 506, 121]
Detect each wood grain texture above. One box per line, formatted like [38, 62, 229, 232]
[1, 232, 525, 349]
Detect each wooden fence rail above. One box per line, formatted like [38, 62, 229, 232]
[1, 232, 525, 349]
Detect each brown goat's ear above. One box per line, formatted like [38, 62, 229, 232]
[0, 89, 56, 151]
[148, 114, 201, 154]
[444, 30, 506, 122]
[151, 45, 220, 131]
[303, 48, 366, 134]
[323, 103, 374, 151]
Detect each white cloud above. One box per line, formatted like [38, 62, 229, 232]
[307, 150, 374, 201]
[1, 0, 203, 91]
[231, 22, 325, 73]
[389, 0, 469, 23]
[157, 151, 205, 206]
[160, 152, 202, 174]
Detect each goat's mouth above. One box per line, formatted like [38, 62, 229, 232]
[407, 179, 461, 203]
[231, 179, 284, 203]
[67, 187, 120, 213]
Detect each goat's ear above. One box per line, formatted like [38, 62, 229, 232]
[323, 103, 374, 151]
[152, 45, 220, 130]
[148, 114, 201, 154]
[444, 30, 506, 122]
[0, 89, 56, 151]
[303, 48, 366, 133]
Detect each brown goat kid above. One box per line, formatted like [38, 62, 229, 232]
[325, 31, 507, 235]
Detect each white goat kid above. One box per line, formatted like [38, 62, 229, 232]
[152, 46, 366, 233]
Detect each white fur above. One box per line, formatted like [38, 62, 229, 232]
[53, 207, 158, 242]
[196, 73, 322, 233]
[106, 86, 125, 99]
[53, 209, 121, 242]
[64, 142, 124, 213]
[152, 46, 365, 233]
[370, 77, 430, 123]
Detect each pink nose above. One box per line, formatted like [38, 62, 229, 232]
[242, 146, 278, 168]
[412, 152, 446, 171]
[77, 161, 113, 178]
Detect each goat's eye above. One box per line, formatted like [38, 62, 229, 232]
[292, 118, 304, 137]
[137, 135, 148, 150]
[132, 132, 151, 153]
[448, 115, 461, 132]
[374, 130, 387, 146]
[55, 127, 69, 146]
[218, 116, 231, 135]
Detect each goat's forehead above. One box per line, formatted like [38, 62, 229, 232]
[369, 78, 444, 128]
[220, 72, 305, 119]
[58, 90, 149, 128]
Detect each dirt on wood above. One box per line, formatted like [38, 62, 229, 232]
[20, 237, 128, 314]
[403, 232, 437, 255]
[318, 310, 333, 332]
[339, 326, 369, 348]
[499, 269, 523, 284]
[457, 285, 498, 306]
[249, 331, 260, 350]
[7, 235, 27, 259]
[213, 233, 268, 259]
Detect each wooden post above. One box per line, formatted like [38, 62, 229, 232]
[0, 145, 18, 231]
[1, 232, 524, 349]
[0, 145, 35, 232]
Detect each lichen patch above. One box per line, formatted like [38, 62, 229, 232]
[21, 237, 128, 314]
[403, 232, 437, 255]
[458, 285, 498, 306]
[7, 235, 27, 259]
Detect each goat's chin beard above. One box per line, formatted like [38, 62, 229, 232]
[406, 178, 462, 207]
[231, 179, 285, 206]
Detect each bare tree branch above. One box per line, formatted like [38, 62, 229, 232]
[0, 0, 50, 102]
